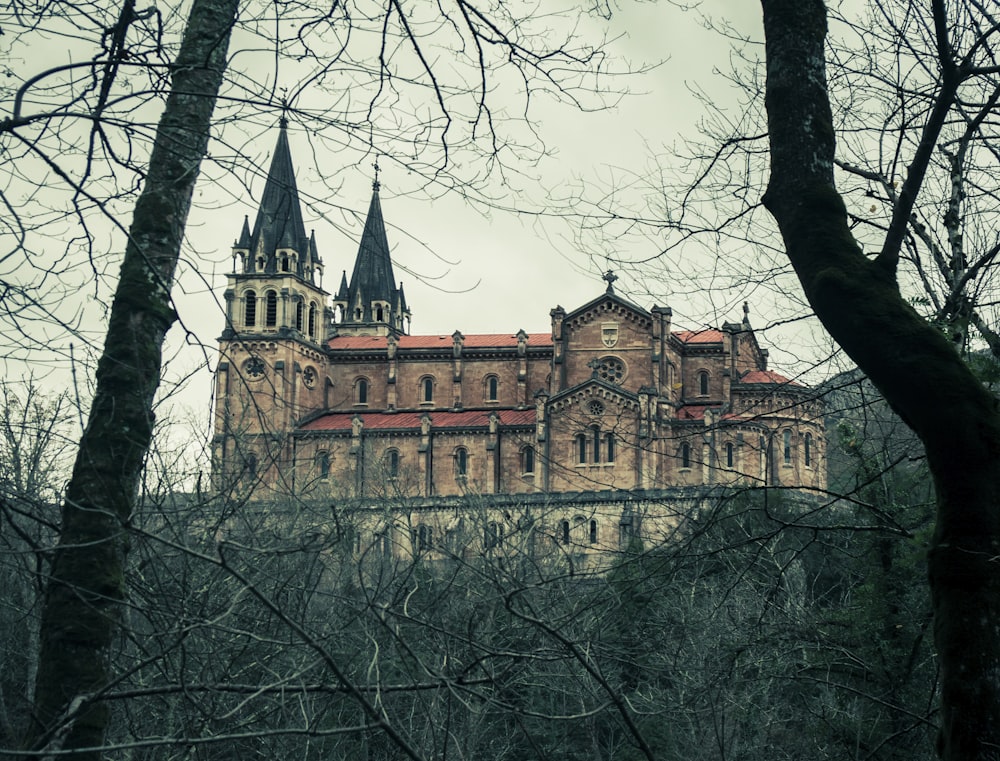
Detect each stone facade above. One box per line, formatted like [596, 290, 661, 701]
[212, 125, 826, 562]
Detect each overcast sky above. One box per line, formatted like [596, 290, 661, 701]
[175, 3, 770, 347]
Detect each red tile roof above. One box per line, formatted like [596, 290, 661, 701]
[673, 329, 725, 344]
[300, 408, 537, 432]
[327, 333, 552, 350]
[739, 370, 800, 386]
[676, 404, 710, 420]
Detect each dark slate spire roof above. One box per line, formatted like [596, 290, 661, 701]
[346, 185, 400, 319]
[247, 122, 311, 271]
[337, 270, 350, 300]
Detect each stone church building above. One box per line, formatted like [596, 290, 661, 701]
[212, 125, 825, 560]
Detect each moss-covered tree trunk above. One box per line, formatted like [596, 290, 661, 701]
[23, 0, 238, 757]
[759, 1, 1000, 758]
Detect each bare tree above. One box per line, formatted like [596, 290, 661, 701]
[22, 0, 239, 756]
[759, 0, 1000, 757]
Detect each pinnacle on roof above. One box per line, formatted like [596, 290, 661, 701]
[247, 121, 311, 265]
[236, 215, 251, 248]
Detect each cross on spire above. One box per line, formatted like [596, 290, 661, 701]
[372, 156, 381, 192]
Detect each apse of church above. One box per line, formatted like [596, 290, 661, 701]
[212, 125, 826, 505]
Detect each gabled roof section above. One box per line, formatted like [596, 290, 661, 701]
[673, 328, 725, 344]
[737, 369, 801, 386]
[562, 289, 651, 326]
[248, 122, 311, 266]
[547, 376, 640, 410]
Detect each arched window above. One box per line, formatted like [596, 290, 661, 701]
[422, 377, 434, 404]
[592, 425, 601, 463]
[355, 378, 369, 405]
[559, 519, 570, 546]
[680, 442, 691, 469]
[522, 445, 535, 474]
[783, 429, 792, 465]
[244, 290, 257, 328]
[265, 290, 278, 327]
[280, 254, 290, 272]
[354, 307, 363, 320]
[486, 375, 499, 402]
[308, 302, 317, 338]
[416, 525, 432, 550]
[589, 520, 598, 544]
[804, 432, 813, 467]
[484, 521, 503, 549]
[375, 305, 384, 322]
[455, 448, 468, 477]
[699, 371, 710, 396]
[576, 434, 587, 465]
[604, 433, 615, 463]
[315, 451, 330, 478]
[295, 300, 304, 332]
[245, 452, 259, 478]
[255, 255, 265, 272]
[726, 442, 735, 468]
[385, 449, 399, 478]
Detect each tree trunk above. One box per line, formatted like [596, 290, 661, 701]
[759, 1, 1000, 758]
[24, 0, 238, 757]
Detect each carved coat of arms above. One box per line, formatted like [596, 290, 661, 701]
[601, 323, 619, 348]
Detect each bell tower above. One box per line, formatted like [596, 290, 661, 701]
[214, 120, 331, 495]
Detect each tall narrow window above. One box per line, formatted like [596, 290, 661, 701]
[422, 377, 434, 403]
[265, 290, 278, 327]
[783, 429, 792, 465]
[804, 433, 813, 467]
[699, 371, 709, 396]
[589, 520, 598, 544]
[680, 442, 691, 469]
[487, 375, 499, 402]
[356, 378, 368, 405]
[576, 434, 587, 465]
[385, 449, 399, 478]
[522, 445, 535, 474]
[604, 433, 615, 463]
[592, 426, 601, 464]
[295, 300, 304, 332]
[244, 290, 257, 328]
[485, 521, 502, 549]
[315, 451, 330, 478]
[726, 442, 735, 468]
[375, 305, 384, 322]
[308, 303, 317, 338]
[560, 519, 570, 545]
[280, 254, 290, 272]
[416, 525, 432, 550]
[456, 448, 468, 477]
[245, 453, 259, 478]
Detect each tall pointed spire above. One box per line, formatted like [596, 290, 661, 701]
[335, 178, 410, 336]
[247, 121, 311, 276]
